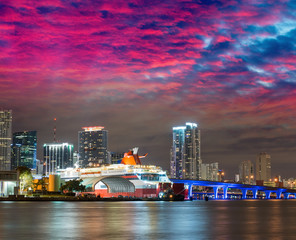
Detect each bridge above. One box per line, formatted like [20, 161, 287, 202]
[170, 179, 296, 200]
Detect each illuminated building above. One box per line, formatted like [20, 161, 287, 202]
[110, 152, 125, 164]
[256, 152, 271, 183]
[11, 131, 37, 170]
[43, 143, 74, 175]
[0, 171, 18, 196]
[0, 110, 12, 171]
[283, 178, 296, 189]
[217, 169, 225, 182]
[239, 160, 254, 184]
[201, 162, 219, 181]
[35, 159, 43, 175]
[170, 122, 201, 179]
[78, 126, 108, 167]
[274, 175, 283, 188]
[73, 151, 80, 167]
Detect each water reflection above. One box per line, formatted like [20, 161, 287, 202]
[0, 200, 296, 239]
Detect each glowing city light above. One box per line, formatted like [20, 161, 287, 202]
[82, 126, 105, 131]
[173, 126, 186, 130]
[186, 122, 198, 128]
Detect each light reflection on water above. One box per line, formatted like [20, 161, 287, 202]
[0, 200, 296, 239]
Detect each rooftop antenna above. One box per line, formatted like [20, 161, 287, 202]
[54, 118, 57, 143]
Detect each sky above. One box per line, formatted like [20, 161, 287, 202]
[1, 0, 296, 178]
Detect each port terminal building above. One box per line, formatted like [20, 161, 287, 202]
[0, 171, 19, 196]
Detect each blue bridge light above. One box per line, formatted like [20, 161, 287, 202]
[170, 179, 296, 200]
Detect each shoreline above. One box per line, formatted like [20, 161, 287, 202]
[0, 197, 145, 202]
[0, 196, 177, 202]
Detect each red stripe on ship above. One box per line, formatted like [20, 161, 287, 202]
[122, 175, 138, 179]
[81, 172, 101, 175]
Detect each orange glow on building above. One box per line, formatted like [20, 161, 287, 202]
[82, 126, 105, 131]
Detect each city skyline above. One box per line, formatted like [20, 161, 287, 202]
[1, 109, 294, 179]
[2, 110, 281, 182]
[1, 1, 296, 177]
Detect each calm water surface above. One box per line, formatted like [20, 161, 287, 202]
[0, 200, 296, 240]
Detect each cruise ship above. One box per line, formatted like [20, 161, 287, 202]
[59, 148, 172, 198]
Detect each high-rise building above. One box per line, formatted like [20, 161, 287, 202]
[0, 110, 12, 171]
[78, 126, 108, 167]
[170, 122, 201, 179]
[73, 151, 80, 168]
[43, 143, 74, 175]
[239, 160, 254, 185]
[256, 152, 271, 182]
[11, 131, 37, 170]
[35, 159, 43, 175]
[110, 152, 125, 164]
[201, 162, 219, 181]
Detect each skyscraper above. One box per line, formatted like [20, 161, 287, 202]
[11, 131, 37, 170]
[201, 162, 219, 181]
[43, 143, 74, 175]
[0, 110, 12, 171]
[256, 152, 271, 182]
[78, 126, 108, 167]
[239, 160, 254, 185]
[170, 122, 201, 179]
